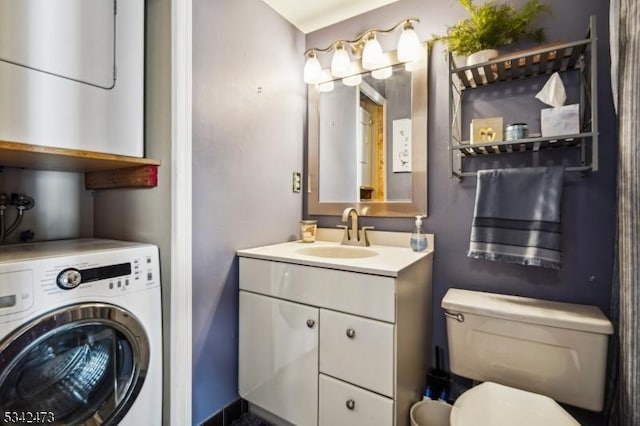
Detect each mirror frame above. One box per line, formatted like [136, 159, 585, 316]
[307, 44, 428, 217]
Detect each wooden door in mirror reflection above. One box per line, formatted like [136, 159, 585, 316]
[359, 99, 385, 201]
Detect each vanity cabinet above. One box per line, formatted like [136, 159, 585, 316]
[238, 243, 433, 426]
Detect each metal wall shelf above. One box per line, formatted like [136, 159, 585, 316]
[454, 133, 590, 155]
[448, 15, 598, 179]
[452, 39, 589, 90]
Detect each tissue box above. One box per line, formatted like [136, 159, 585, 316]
[541, 104, 580, 137]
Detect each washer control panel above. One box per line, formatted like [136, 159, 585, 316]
[55, 262, 133, 290]
[48, 255, 157, 295]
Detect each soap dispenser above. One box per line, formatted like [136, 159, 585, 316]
[410, 215, 427, 252]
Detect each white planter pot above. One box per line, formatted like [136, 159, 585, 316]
[466, 49, 499, 66]
[465, 49, 498, 85]
[452, 55, 467, 68]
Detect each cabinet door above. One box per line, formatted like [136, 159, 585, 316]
[239, 291, 318, 426]
[319, 374, 394, 426]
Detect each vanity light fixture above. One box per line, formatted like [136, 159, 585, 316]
[303, 17, 423, 87]
[397, 21, 422, 62]
[303, 50, 322, 84]
[331, 42, 351, 77]
[371, 65, 393, 80]
[342, 74, 362, 87]
[317, 80, 335, 92]
[361, 32, 384, 70]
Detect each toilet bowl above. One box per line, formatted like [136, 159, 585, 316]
[442, 288, 614, 424]
[450, 381, 578, 426]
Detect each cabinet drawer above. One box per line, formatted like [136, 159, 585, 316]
[319, 374, 394, 426]
[320, 309, 394, 397]
[239, 257, 395, 322]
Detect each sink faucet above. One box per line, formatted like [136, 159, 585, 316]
[338, 207, 374, 246]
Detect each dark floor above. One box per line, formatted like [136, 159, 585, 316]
[203, 396, 604, 426]
[229, 413, 271, 426]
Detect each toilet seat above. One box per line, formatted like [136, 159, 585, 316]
[450, 382, 579, 426]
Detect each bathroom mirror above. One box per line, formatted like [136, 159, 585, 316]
[307, 46, 427, 217]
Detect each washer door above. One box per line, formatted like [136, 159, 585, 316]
[0, 303, 150, 425]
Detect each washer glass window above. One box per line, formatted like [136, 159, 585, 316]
[0, 303, 149, 425]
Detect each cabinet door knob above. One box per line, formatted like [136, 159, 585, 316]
[306, 319, 315, 328]
[346, 328, 356, 338]
[345, 399, 356, 410]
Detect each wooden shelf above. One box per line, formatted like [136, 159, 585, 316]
[0, 140, 160, 172]
[0, 140, 160, 189]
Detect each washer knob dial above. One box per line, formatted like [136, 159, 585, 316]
[57, 268, 82, 290]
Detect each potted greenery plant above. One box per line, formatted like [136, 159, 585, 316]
[431, 0, 551, 65]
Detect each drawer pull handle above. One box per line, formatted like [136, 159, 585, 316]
[306, 319, 316, 328]
[346, 328, 356, 338]
[345, 399, 356, 410]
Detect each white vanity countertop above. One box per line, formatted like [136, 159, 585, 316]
[237, 230, 433, 277]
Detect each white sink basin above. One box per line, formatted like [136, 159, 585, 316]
[237, 229, 433, 276]
[296, 245, 378, 259]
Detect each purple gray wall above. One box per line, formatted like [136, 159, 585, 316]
[306, 1, 616, 421]
[191, 0, 614, 423]
[192, 0, 305, 423]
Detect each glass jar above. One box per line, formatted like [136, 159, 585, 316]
[505, 123, 529, 140]
[300, 220, 318, 243]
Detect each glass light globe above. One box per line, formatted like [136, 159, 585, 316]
[331, 43, 351, 78]
[342, 74, 362, 86]
[372, 66, 393, 80]
[397, 25, 422, 63]
[303, 52, 322, 84]
[361, 34, 384, 70]
[316, 80, 335, 92]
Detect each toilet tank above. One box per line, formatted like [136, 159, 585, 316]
[442, 288, 614, 412]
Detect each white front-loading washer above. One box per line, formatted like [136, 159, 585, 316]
[0, 239, 162, 425]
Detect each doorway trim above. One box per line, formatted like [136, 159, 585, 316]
[170, 0, 193, 423]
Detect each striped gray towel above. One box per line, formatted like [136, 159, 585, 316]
[468, 167, 564, 269]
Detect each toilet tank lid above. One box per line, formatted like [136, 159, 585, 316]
[442, 288, 614, 334]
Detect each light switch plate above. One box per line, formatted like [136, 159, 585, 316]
[292, 172, 301, 193]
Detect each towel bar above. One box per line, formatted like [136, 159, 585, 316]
[452, 165, 592, 180]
